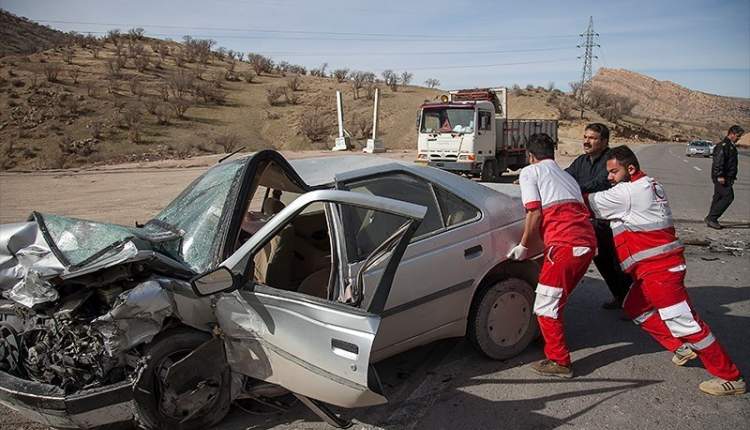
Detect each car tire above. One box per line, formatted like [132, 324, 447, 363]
[133, 327, 232, 430]
[480, 159, 498, 182]
[467, 277, 538, 360]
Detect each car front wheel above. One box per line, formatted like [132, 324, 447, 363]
[133, 327, 232, 430]
[467, 278, 538, 360]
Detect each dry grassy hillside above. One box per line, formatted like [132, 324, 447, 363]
[591, 68, 750, 140]
[0, 30, 447, 170]
[0, 10, 70, 56]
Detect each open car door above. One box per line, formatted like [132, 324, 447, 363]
[213, 190, 426, 409]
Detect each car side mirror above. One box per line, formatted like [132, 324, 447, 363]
[191, 266, 238, 297]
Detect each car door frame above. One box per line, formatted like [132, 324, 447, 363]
[214, 189, 426, 408]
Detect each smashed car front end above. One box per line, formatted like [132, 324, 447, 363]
[0, 216, 216, 428]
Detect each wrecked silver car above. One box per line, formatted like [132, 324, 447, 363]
[0, 150, 539, 429]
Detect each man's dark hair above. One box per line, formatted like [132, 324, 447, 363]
[728, 125, 744, 136]
[607, 145, 640, 170]
[527, 133, 556, 160]
[585, 122, 610, 141]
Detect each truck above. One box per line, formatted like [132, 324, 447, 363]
[415, 88, 558, 181]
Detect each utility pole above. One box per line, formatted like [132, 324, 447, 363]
[577, 16, 599, 118]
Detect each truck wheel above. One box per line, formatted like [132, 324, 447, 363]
[133, 327, 232, 430]
[480, 160, 498, 182]
[467, 278, 538, 360]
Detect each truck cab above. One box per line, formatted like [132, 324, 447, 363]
[415, 88, 557, 182]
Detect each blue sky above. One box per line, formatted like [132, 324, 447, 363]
[2, 0, 748, 97]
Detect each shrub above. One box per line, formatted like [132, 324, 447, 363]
[169, 97, 192, 119]
[158, 83, 169, 101]
[105, 59, 121, 79]
[309, 63, 328, 78]
[195, 83, 226, 104]
[587, 87, 637, 123]
[68, 67, 80, 84]
[241, 70, 255, 83]
[62, 49, 74, 64]
[332, 68, 349, 82]
[43, 63, 62, 82]
[143, 97, 159, 114]
[299, 106, 330, 142]
[212, 133, 241, 153]
[85, 81, 97, 96]
[154, 103, 172, 125]
[89, 121, 103, 139]
[284, 88, 300, 105]
[247, 53, 274, 76]
[424, 78, 440, 89]
[287, 74, 301, 91]
[129, 76, 144, 98]
[167, 70, 195, 99]
[134, 53, 150, 73]
[265, 86, 286, 106]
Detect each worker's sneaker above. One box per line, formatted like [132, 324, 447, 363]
[530, 359, 573, 379]
[705, 217, 723, 230]
[699, 377, 746, 396]
[672, 344, 698, 366]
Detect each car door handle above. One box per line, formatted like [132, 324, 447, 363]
[331, 339, 359, 360]
[464, 245, 483, 259]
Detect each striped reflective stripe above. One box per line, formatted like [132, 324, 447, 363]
[691, 332, 716, 351]
[612, 219, 674, 235]
[621, 240, 684, 271]
[633, 310, 656, 325]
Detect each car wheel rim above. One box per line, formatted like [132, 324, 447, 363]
[486, 291, 531, 347]
[155, 348, 220, 421]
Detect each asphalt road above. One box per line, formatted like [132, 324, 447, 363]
[214, 145, 750, 429]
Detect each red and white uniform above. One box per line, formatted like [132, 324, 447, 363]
[520, 159, 596, 366]
[588, 171, 739, 380]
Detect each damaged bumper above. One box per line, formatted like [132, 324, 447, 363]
[0, 371, 134, 429]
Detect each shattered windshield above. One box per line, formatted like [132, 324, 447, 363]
[421, 107, 475, 134]
[36, 213, 137, 268]
[154, 159, 246, 273]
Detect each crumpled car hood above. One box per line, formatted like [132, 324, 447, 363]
[0, 213, 183, 308]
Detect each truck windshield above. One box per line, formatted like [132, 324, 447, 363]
[421, 107, 475, 134]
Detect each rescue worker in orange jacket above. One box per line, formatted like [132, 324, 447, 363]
[586, 145, 744, 396]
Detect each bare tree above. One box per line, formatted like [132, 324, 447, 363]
[68, 67, 80, 85]
[333, 69, 349, 83]
[382, 69, 398, 92]
[400, 71, 413, 86]
[129, 76, 144, 98]
[247, 53, 274, 76]
[62, 48, 74, 64]
[424, 78, 440, 89]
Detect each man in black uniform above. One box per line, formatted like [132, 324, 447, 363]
[565, 123, 632, 309]
[706, 125, 743, 229]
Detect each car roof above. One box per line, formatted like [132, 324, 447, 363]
[288, 155, 524, 228]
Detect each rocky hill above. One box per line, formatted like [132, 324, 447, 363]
[0, 10, 70, 56]
[591, 68, 750, 140]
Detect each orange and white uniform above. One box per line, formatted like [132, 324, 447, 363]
[588, 171, 739, 380]
[520, 159, 596, 366]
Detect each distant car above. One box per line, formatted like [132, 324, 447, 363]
[686, 140, 714, 157]
[0, 150, 540, 429]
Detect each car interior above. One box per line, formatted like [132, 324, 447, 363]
[234, 160, 334, 300]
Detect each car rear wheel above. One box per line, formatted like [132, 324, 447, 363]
[133, 327, 232, 430]
[467, 278, 537, 360]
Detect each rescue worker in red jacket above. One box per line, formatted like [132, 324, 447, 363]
[587, 145, 745, 396]
[507, 133, 596, 378]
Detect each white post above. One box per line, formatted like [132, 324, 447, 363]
[364, 87, 385, 153]
[332, 90, 351, 151]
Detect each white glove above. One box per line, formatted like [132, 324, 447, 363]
[506, 244, 529, 260]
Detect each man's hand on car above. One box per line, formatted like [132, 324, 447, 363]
[506, 244, 529, 260]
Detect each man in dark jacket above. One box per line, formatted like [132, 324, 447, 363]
[706, 125, 743, 229]
[565, 123, 632, 309]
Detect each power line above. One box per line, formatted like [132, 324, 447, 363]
[406, 58, 574, 71]
[255, 47, 576, 57]
[34, 19, 580, 42]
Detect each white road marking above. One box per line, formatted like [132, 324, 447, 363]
[693, 166, 702, 171]
[683, 159, 689, 163]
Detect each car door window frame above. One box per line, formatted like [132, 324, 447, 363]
[336, 170, 481, 243]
